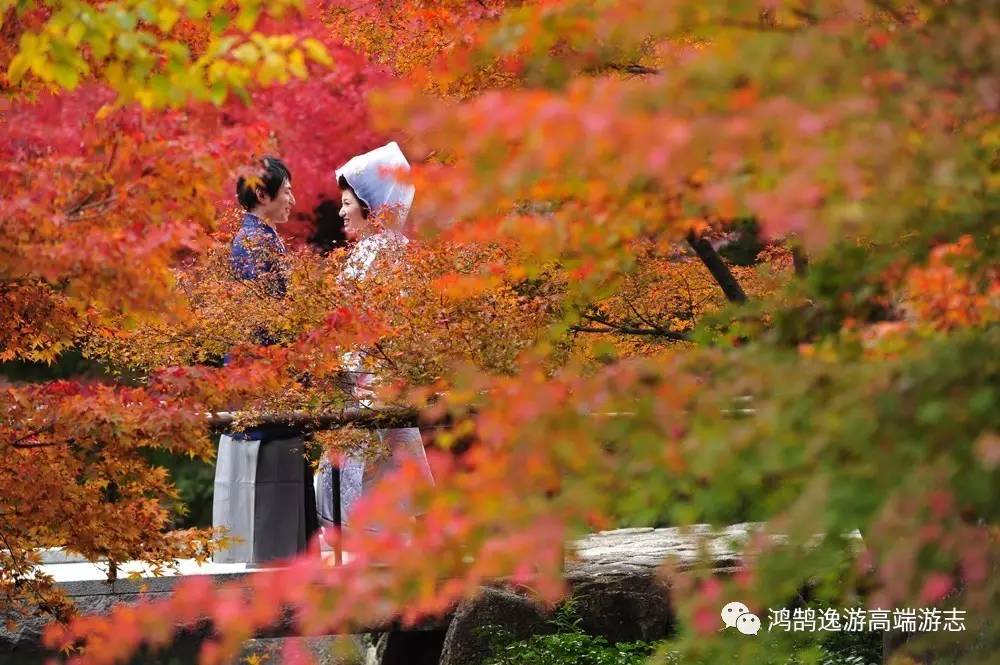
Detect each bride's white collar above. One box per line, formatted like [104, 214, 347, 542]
[341, 230, 409, 280]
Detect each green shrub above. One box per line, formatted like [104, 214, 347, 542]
[484, 629, 656, 665]
[480, 602, 882, 665]
[481, 602, 655, 665]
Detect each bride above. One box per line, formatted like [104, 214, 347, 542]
[315, 141, 434, 537]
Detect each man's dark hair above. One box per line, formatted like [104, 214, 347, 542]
[338, 175, 371, 219]
[237, 156, 291, 211]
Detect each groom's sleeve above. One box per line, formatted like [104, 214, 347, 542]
[230, 240, 256, 280]
[231, 232, 288, 300]
[230, 231, 275, 281]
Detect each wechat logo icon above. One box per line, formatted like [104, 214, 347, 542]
[721, 601, 761, 635]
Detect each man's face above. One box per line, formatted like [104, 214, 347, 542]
[257, 178, 295, 225]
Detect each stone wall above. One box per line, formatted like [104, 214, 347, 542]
[2, 525, 758, 664]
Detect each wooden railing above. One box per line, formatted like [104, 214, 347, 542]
[206, 405, 423, 431]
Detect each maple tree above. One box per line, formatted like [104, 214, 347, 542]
[1, 0, 333, 106]
[0, 0, 382, 629]
[323, 0, 515, 97]
[1, 1, 997, 665]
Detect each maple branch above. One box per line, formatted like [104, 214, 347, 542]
[570, 325, 689, 341]
[65, 191, 97, 216]
[68, 201, 118, 221]
[236, 275, 277, 301]
[8, 408, 429, 453]
[337, 0, 379, 16]
[10, 440, 61, 449]
[105, 138, 120, 173]
[142, 329, 239, 351]
[65, 190, 115, 219]
[9, 423, 56, 449]
[686, 230, 748, 303]
[574, 312, 690, 342]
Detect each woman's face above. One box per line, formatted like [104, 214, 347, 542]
[340, 187, 367, 240]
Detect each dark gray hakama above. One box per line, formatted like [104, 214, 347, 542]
[214, 433, 318, 564]
[252, 436, 317, 563]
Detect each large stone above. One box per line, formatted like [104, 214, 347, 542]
[569, 523, 758, 577]
[438, 587, 552, 665]
[556, 524, 758, 645]
[569, 574, 674, 644]
[368, 630, 447, 665]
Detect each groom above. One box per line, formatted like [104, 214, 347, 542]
[213, 156, 319, 565]
[231, 156, 296, 295]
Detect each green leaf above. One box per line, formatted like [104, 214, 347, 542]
[231, 42, 259, 65]
[6, 52, 30, 84]
[211, 12, 230, 32]
[157, 6, 181, 32]
[149, 72, 170, 98]
[135, 1, 155, 23]
[234, 7, 258, 32]
[116, 31, 139, 54]
[301, 37, 333, 67]
[52, 62, 79, 88]
[87, 32, 112, 60]
[287, 48, 306, 78]
[109, 6, 137, 30]
[65, 21, 86, 47]
[208, 82, 228, 105]
[160, 40, 189, 63]
[186, 0, 208, 19]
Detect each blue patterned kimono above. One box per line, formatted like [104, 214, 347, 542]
[230, 212, 289, 296]
[213, 213, 317, 564]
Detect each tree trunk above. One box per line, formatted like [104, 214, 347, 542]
[792, 245, 809, 277]
[686, 231, 748, 303]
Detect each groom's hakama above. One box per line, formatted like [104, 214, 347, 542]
[213, 432, 318, 564]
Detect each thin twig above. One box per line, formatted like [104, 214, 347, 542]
[369, 342, 401, 372]
[791, 7, 820, 24]
[0, 526, 70, 622]
[603, 62, 661, 76]
[870, 0, 908, 25]
[623, 295, 661, 331]
[717, 18, 802, 33]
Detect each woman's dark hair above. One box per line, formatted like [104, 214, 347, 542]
[338, 175, 370, 219]
[237, 156, 291, 211]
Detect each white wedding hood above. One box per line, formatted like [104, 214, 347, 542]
[335, 141, 415, 224]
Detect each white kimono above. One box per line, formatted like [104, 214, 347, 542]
[315, 143, 434, 533]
